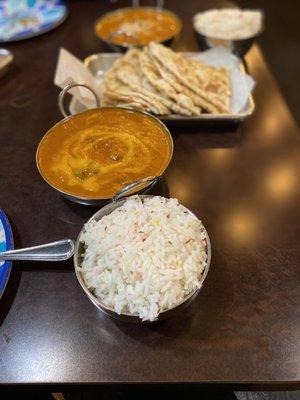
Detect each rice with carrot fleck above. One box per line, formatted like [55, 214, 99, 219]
[78, 196, 208, 321]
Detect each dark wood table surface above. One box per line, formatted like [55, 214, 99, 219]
[0, 0, 299, 390]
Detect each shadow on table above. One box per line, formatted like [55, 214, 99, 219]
[0, 269, 21, 327]
[171, 122, 244, 148]
[112, 250, 232, 343]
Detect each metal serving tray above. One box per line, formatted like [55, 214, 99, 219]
[84, 52, 255, 125]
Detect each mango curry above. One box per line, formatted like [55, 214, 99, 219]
[37, 108, 172, 199]
[95, 7, 181, 46]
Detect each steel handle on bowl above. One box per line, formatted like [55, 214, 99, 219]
[108, 30, 142, 48]
[112, 176, 160, 202]
[58, 82, 100, 118]
[0, 239, 75, 262]
[132, 0, 164, 9]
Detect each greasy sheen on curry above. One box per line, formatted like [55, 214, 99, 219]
[95, 7, 181, 46]
[37, 108, 172, 199]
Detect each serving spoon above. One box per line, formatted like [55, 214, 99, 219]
[0, 178, 158, 264]
[0, 239, 75, 263]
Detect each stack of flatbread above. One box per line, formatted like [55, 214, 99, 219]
[102, 42, 231, 116]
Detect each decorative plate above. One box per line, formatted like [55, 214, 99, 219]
[0, 209, 13, 297]
[0, 0, 68, 43]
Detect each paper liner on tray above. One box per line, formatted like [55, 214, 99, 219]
[54, 46, 255, 115]
[54, 48, 102, 112]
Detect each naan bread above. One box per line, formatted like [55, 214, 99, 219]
[139, 49, 201, 116]
[147, 42, 231, 113]
[102, 43, 232, 116]
[144, 48, 220, 114]
[103, 57, 170, 115]
[115, 49, 199, 116]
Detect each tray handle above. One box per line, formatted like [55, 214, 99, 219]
[58, 82, 100, 118]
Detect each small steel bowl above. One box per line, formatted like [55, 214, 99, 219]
[94, 5, 182, 52]
[36, 83, 174, 207]
[193, 11, 264, 57]
[74, 195, 211, 323]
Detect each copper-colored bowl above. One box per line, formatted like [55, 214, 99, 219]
[94, 6, 182, 52]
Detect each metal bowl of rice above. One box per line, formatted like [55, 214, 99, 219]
[74, 195, 211, 322]
[193, 8, 264, 57]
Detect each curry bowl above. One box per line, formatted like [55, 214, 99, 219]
[36, 86, 173, 206]
[74, 195, 211, 323]
[94, 4, 182, 52]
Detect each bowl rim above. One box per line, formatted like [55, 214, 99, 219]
[73, 195, 211, 320]
[36, 107, 174, 201]
[94, 6, 182, 48]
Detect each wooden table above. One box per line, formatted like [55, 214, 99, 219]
[0, 0, 299, 391]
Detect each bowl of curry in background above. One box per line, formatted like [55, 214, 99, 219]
[94, 6, 182, 51]
[36, 107, 173, 206]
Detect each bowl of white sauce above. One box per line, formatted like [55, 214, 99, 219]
[193, 8, 264, 56]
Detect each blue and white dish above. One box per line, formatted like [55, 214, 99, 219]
[0, 0, 68, 43]
[0, 209, 13, 297]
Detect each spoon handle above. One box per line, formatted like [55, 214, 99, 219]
[0, 239, 75, 262]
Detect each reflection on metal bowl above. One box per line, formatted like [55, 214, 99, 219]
[194, 30, 262, 57]
[55, 176, 161, 207]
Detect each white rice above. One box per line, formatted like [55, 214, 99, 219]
[194, 9, 263, 40]
[78, 196, 208, 321]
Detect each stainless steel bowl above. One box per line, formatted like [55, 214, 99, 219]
[36, 83, 174, 207]
[2, 194, 211, 322]
[193, 11, 264, 57]
[94, 3, 182, 52]
[74, 195, 211, 323]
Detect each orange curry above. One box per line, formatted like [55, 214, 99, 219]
[95, 7, 181, 46]
[37, 108, 172, 199]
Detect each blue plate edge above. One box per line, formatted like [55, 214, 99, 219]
[0, 1, 69, 44]
[0, 209, 14, 298]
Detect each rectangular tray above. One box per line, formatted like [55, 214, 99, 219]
[84, 52, 255, 125]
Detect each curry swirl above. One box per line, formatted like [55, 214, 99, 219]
[37, 108, 172, 199]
